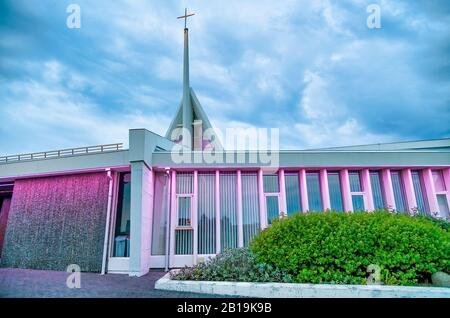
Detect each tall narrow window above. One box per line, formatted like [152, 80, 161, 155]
[432, 170, 449, 219]
[265, 196, 279, 224]
[113, 173, 131, 257]
[241, 172, 260, 246]
[264, 174, 280, 224]
[220, 172, 238, 250]
[285, 173, 302, 215]
[370, 171, 385, 210]
[411, 171, 429, 216]
[327, 172, 343, 212]
[391, 171, 408, 213]
[306, 172, 323, 211]
[349, 171, 365, 211]
[151, 173, 168, 255]
[197, 173, 216, 254]
[175, 172, 193, 255]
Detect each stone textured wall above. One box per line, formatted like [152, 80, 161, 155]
[0, 197, 12, 256]
[1, 172, 109, 272]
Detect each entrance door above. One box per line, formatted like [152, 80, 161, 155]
[170, 194, 195, 267]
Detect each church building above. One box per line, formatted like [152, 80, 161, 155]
[1, 12, 449, 277]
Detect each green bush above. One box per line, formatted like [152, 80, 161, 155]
[171, 247, 293, 283]
[250, 211, 450, 286]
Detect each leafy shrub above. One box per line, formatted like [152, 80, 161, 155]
[171, 247, 293, 283]
[250, 211, 450, 286]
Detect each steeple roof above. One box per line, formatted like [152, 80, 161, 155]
[165, 11, 223, 150]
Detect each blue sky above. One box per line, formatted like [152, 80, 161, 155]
[1, 0, 449, 154]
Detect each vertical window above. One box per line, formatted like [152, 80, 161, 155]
[437, 195, 450, 219]
[177, 197, 192, 226]
[411, 171, 429, 216]
[241, 172, 260, 246]
[263, 175, 279, 193]
[285, 173, 302, 215]
[391, 171, 408, 213]
[175, 172, 193, 255]
[265, 196, 279, 224]
[327, 172, 343, 212]
[349, 171, 365, 211]
[264, 174, 280, 224]
[432, 171, 446, 192]
[370, 171, 385, 210]
[113, 173, 131, 257]
[197, 173, 216, 254]
[176, 173, 193, 194]
[432, 170, 449, 219]
[349, 171, 362, 192]
[306, 172, 323, 211]
[220, 172, 238, 250]
[151, 173, 168, 255]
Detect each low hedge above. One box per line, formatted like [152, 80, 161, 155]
[172, 247, 293, 283]
[251, 211, 450, 285]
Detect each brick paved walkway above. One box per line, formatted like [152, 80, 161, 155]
[0, 268, 223, 298]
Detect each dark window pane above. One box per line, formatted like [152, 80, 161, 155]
[285, 174, 302, 215]
[391, 171, 408, 213]
[370, 171, 385, 210]
[328, 172, 343, 212]
[113, 173, 131, 257]
[306, 172, 323, 211]
[263, 175, 279, 193]
[349, 171, 362, 192]
[411, 171, 429, 216]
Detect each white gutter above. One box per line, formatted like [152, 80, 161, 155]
[101, 168, 114, 275]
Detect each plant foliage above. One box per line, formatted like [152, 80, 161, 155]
[250, 211, 449, 285]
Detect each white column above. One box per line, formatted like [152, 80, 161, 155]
[129, 161, 153, 277]
[258, 169, 267, 228]
[215, 170, 221, 253]
[299, 169, 309, 212]
[320, 169, 330, 211]
[361, 169, 374, 211]
[340, 169, 353, 212]
[279, 169, 288, 215]
[192, 171, 198, 264]
[237, 170, 244, 247]
[422, 168, 439, 216]
[401, 169, 417, 214]
[381, 169, 396, 211]
[169, 171, 177, 265]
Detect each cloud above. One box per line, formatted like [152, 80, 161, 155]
[0, 0, 449, 155]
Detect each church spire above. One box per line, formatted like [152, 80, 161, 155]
[178, 8, 195, 149]
[165, 9, 223, 151]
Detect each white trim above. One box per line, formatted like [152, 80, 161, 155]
[155, 271, 450, 298]
[236, 170, 244, 247]
[215, 170, 221, 253]
[193, 171, 198, 265]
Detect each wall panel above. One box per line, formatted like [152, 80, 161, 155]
[1, 173, 109, 272]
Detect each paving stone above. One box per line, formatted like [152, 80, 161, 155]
[0, 268, 225, 298]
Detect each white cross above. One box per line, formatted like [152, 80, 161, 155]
[177, 8, 195, 29]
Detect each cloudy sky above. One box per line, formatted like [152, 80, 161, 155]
[1, 0, 449, 154]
